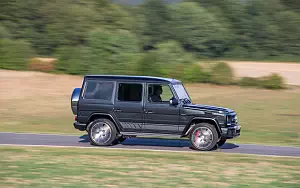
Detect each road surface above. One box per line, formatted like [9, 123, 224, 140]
[0, 132, 299, 157]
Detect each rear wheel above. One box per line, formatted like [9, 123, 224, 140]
[88, 119, 117, 146]
[189, 123, 219, 151]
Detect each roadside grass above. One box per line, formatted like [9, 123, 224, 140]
[0, 69, 300, 146]
[0, 146, 300, 188]
[186, 84, 300, 146]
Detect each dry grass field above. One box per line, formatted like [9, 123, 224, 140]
[0, 69, 300, 146]
[226, 61, 300, 85]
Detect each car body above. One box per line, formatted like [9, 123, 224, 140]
[71, 75, 241, 151]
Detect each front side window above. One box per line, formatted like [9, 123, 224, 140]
[148, 84, 174, 103]
[84, 81, 114, 101]
[118, 83, 143, 102]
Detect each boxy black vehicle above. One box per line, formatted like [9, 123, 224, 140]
[71, 75, 241, 151]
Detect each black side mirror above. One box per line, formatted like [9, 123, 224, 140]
[169, 97, 179, 106]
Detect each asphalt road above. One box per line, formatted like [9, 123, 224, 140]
[0, 132, 300, 157]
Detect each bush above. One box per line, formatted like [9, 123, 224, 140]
[183, 63, 211, 83]
[239, 77, 260, 87]
[239, 74, 285, 90]
[167, 63, 185, 80]
[0, 39, 34, 70]
[170, 2, 231, 57]
[260, 73, 285, 90]
[87, 29, 140, 74]
[29, 58, 57, 72]
[135, 52, 163, 77]
[0, 24, 11, 39]
[211, 62, 233, 85]
[154, 40, 187, 65]
[151, 40, 196, 78]
[54, 46, 89, 75]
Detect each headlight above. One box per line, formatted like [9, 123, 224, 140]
[226, 116, 230, 126]
[227, 115, 238, 126]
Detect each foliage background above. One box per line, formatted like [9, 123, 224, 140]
[1, 0, 298, 88]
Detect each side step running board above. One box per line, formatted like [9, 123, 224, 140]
[120, 132, 182, 138]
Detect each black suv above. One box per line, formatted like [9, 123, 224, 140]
[71, 75, 240, 151]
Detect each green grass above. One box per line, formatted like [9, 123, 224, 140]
[186, 84, 300, 146]
[0, 146, 299, 188]
[0, 70, 300, 146]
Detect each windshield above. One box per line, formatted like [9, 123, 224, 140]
[173, 84, 192, 103]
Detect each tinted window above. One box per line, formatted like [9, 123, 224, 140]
[118, 83, 142, 102]
[84, 81, 114, 101]
[148, 84, 174, 103]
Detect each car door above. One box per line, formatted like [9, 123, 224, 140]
[143, 83, 180, 134]
[113, 82, 144, 132]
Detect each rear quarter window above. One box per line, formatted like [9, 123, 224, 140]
[83, 81, 114, 101]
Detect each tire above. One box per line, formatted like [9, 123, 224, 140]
[88, 119, 117, 146]
[118, 137, 127, 143]
[217, 139, 226, 148]
[189, 123, 219, 151]
[112, 136, 127, 145]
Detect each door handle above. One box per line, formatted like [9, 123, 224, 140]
[146, 111, 153, 114]
[114, 109, 122, 112]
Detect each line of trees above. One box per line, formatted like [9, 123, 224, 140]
[0, 0, 299, 80]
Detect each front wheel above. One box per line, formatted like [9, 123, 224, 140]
[217, 139, 226, 148]
[88, 119, 117, 146]
[112, 136, 127, 145]
[189, 123, 219, 151]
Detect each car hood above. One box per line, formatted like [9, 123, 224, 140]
[183, 103, 235, 114]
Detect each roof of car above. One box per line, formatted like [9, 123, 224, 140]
[84, 75, 181, 84]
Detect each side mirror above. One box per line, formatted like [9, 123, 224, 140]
[169, 97, 179, 106]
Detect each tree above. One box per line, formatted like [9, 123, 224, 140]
[135, 52, 163, 76]
[152, 40, 194, 77]
[54, 46, 90, 75]
[281, 0, 300, 11]
[0, 0, 47, 53]
[39, 0, 100, 55]
[170, 2, 231, 57]
[87, 29, 140, 74]
[137, 0, 171, 49]
[0, 39, 34, 70]
[275, 10, 300, 56]
[154, 40, 190, 64]
[100, 3, 135, 31]
[0, 24, 11, 39]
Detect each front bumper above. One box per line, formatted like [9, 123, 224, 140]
[221, 125, 241, 139]
[73, 122, 86, 131]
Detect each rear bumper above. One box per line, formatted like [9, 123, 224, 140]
[221, 125, 241, 139]
[73, 122, 86, 131]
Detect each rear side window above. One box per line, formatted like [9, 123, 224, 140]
[84, 81, 114, 101]
[118, 83, 142, 102]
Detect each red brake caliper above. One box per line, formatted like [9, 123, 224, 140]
[195, 130, 201, 143]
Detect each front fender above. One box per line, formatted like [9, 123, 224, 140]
[182, 117, 221, 136]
